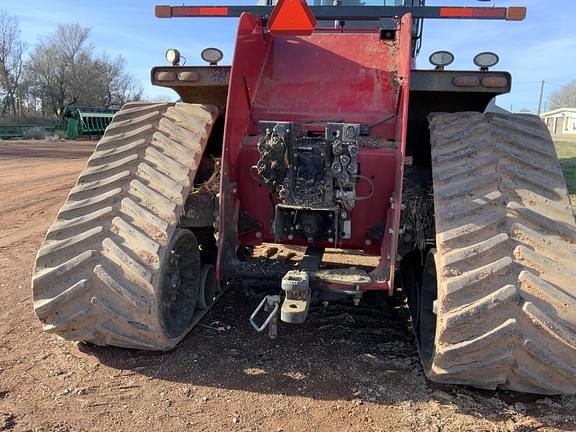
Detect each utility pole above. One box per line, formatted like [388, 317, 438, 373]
[537, 80, 545, 115]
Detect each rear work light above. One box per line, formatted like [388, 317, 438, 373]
[474, 52, 499, 70]
[429, 51, 455, 70]
[201, 48, 224, 66]
[165, 48, 181, 66]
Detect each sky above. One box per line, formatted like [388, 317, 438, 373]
[2, 0, 575, 113]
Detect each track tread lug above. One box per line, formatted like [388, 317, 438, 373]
[427, 112, 576, 394]
[32, 102, 221, 350]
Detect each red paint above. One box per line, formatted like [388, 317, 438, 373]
[439, 7, 505, 18]
[217, 13, 271, 281]
[268, 0, 317, 36]
[217, 12, 413, 292]
[376, 14, 412, 294]
[172, 7, 229, 17]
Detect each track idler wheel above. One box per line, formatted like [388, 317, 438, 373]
[413, 249, 439, 374]
[160, 229, 201, 339]
[197, 264, 218, 310]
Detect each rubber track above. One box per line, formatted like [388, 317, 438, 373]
[429, 112, 576, 394]
[32, 102, 219, 350]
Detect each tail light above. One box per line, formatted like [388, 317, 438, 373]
[453, 76, 480, 87]
[481, 76, 509, 88]
[155, 71, 177, 81]
[506, 7, 527, 21]
[178, 71, 200, 82]
[451, 75, 509, 89]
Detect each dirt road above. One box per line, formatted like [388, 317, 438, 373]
[0, 140, 575, 432]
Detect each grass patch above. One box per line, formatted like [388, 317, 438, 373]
[554, 140, 576, 210]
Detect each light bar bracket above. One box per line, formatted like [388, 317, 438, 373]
[155, 5, 526, 21]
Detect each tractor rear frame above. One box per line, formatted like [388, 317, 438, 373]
[151, 5, 511, 299]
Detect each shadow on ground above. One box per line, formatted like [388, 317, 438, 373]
[80, 287, 575, 429]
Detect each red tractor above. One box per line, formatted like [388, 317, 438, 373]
[32, 0, 576, 394]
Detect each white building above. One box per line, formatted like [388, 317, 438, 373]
[540, 108, 576, 137]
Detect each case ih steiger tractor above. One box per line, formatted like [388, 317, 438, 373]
[32, 0, 576, 394]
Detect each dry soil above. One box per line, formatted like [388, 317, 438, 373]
[0, 139, 575, 432]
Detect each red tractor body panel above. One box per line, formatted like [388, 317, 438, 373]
[218, 13, 413, 292]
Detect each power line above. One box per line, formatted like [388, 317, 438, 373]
[514, 80, 570, 87]
[546, 81, 570, 88]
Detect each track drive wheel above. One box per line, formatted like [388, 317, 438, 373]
[418, 112, 576, 394]
[32, 102, 219, 350]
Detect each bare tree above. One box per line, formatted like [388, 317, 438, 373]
[93, 53, 142, 108]
[26, 23, 142, 116]
[26, 24, 93, 115]
[548, 80, 576, 110]
[0, 10, 25, 116]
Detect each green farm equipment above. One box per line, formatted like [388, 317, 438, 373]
[0, 124, 59, 140]
[62, 105, 118, 139]
[0, 106, 117, 140]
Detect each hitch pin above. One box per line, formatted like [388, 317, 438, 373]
[249, 295, 280, 338]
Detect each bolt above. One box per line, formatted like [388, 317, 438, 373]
[328, 237, 334, 243]
[322, 300, 329, 308]
[364, 239, 372, 246]
[353, 297, 360, 306]
[307, 237, 313, 243]
[255, 231, 262, 238]
[287, 234, 294, 240]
